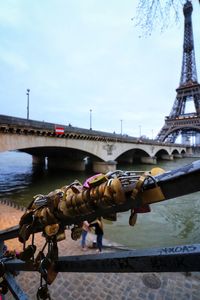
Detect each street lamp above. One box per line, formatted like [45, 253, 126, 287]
[26, 89, 30, 120]
[152, 129, 154, 140]
[90, 109, 92, 130]
[139, 125, 141, 137]
[120, 120, 123, 135]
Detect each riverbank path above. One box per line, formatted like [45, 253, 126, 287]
[0, 202, 200, 300]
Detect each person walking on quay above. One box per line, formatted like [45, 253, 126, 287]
[89, 217, 104, 253]
[81, 220, 90, 250]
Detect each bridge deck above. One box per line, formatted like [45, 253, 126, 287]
[0, 114, 185, 146]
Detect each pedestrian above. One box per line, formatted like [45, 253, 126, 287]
[81, 220, 90, 250]
[89, 217, 104, 253]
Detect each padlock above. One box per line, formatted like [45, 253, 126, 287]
[38, 257, 57, 285]
[47, 242, 58, 262]
[71, 226, 82, 240]
[0, 279, 8, 295]
[44, 224, 59, 237]
[34, 251, 45, 269]
[18, 223, 33, 243]
[129, 210, 137, 226]
[19, 244, 36, 261]
[39, 258, 50, 280]
[56, 229, 66, 242]
[37, 285, 51, 300]
[46, 262, 58, 285]
[19, 209, 33, 224]
[84, 173, 107, 188]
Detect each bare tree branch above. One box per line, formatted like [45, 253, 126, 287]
[133, 0, 184, 36]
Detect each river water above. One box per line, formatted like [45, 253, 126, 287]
[0, 151, 200, 249]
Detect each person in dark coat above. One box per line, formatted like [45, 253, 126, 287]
[89, 217, 104, 252]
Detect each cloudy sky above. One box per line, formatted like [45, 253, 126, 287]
[0, 0, 200, 138]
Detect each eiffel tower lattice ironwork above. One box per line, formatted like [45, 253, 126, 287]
[156, 0, 200, 144]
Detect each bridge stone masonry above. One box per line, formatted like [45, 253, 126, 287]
[0, 114, 190, 173]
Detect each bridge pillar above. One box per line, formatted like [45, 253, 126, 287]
[32, 155, 45, 166]
[185, 147, 193, 156]
[47, 157, 85, 171]
[161, 154, 174, 161]
[118, 157, 133, 164]
[140, 156, 157, 164]
[173, 153, 182, 158]
[93, 161, 117, 173]
[117, 154, 133, 164]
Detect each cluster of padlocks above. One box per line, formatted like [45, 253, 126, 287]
[18, 169, 157, 245]
[2, 159, 200, 298]
[1, 168, 165, 299]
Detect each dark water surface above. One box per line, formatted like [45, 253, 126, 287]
[0, 151, 200, 249]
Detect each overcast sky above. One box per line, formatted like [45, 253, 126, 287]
[1, 0, 200, 138]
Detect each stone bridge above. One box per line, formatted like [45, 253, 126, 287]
[0, 114, 190, 173]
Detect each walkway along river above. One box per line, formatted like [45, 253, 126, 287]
[0, 151, 200, 249]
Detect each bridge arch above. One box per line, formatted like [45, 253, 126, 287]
[20, 146, 103, 161]
[171, 149, 179, 154]
[155, 149, 173, 161]
[162, 125, 200, 143]
[19, 145, 106, 171]
[116, 148, 151, 164]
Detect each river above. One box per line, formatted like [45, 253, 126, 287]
[0, 151, 200, 249]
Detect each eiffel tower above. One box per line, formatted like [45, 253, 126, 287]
[156, 0, 200, 145]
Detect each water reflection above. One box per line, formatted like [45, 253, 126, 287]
[0, 151, 200, 248]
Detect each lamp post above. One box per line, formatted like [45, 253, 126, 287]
[26, 89, 30, 120]
[139, 125, 141, 137]
[90, 109, 92, 130]
[120, 120, 123, 135]
[152, 129, 154, 140]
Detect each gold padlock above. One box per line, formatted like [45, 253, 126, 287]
[44, 224, 60, 237]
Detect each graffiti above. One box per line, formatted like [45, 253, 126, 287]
[159, 245, 197, 255]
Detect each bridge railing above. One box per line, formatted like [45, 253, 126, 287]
[0, 224, 200, 299]
[0, 114, 187, 147]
